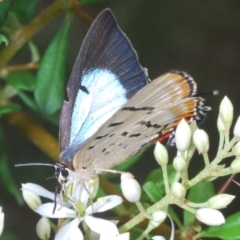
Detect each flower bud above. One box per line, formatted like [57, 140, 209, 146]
[175, 119, 191, 151]
[121, 173, 141, 202]
[196, 208, 225, 226]
[207, 194, 235, 209]
[230, 159, 240, 174]
[219, 96, 233, 128]
[149, 211, 167, 228]
[193, 129, 209, 154]
[0, 207, 4, 237]
[154, 142, 168, 166]
[232, 142, 240, 156]
[22, 187, 42, 211]
[233, 116, 240, 138]
[217, 115, 225, 133]
[36, 217, 51, 240]
[173, 156, 186, 172]
[171, 182, 186, 200]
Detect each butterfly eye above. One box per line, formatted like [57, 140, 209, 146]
[60, 168, 69, 179]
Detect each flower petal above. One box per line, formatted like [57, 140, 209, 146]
[86, 195, 122, 214]
[35, 203, 77, 218]
[54, 218, 81, 240]
[84, 216, 118, 236]
[22, 183, 57, 201]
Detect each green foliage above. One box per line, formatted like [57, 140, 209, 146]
[11, 0, 39, 24]
[199, 212, 240, 239]
[34, 13, 73, 115]
[184, 181, 215, 226]
[0, 122, 23, 204]
[0, 1, 13, 28]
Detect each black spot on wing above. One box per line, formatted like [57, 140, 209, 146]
[109, 134, 115, 137]
[102, 148, 106, 152]
[95, 134, 108, 140]
[108, 122, 123, 127]
[87, 146, 95, 150]
[129, 133, 141, 137]
[79, 85, 89, 94]
[122, 106, 154, 111]
[121, 131, 128, 136]
[138, 120, 162, 129]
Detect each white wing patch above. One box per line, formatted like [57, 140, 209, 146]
[70, 69, 128, 148]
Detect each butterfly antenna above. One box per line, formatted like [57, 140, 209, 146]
[15, 163, 56, 168]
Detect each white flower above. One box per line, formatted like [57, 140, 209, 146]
[21, 182, 123, 239]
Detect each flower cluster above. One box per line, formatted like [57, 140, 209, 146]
[20, 96, 240, 240]
[22, 178, 126, 240]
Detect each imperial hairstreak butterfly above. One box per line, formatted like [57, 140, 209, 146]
[58, 8, 209, 181]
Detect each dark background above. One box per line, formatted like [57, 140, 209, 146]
[2, 1, 240, 239]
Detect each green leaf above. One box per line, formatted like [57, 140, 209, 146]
[183, 181, 215, 226]
[198, 212, 240, 239]
[144, 165, 176, 197]
[168, 206, 183, 228]
[143, 181, 162, 202]
[0, 1, 13, 29]
[0, 104, 20, 116]
[6, 71, 35, 91]
[10, 0, 38, 24]
[35, 13, 73, 115]
[0, 121, 23, 204]
[17, 90, 39, 112]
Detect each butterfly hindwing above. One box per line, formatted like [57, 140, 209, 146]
[60, 9, 148, 165]
[72, 71, 209, 175]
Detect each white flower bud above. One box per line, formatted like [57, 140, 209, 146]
[196, 208, 225, 226]
[193, 129, 209, 154]
[219, 96, 233, 128]
[233, 116, 240, 138]
[121, 173, 141, 202]
[232, 142, 240, 156]
[36, 217, 51, 240]
[207, 194, 235, 209]
[217, 115, 225, 133]
[149, 211, 167, 228]
[173, 156, 186, 172]
[230, 159, 240, 174]
[175, 119, 191, 151]
[154, 142, 168, 166]
[171, 182, 186, 200]
[0, 207, 4, 236]
[22, 188, 42, 211]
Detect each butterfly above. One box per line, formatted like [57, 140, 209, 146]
[59, 8, 209, 181]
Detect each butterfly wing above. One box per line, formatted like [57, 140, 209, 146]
[72, 71, 209, 179]
[60, 9, 148, 166]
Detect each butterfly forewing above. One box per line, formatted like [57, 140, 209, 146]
[60, 9, 148, 165]
[72, 71, 209, 178]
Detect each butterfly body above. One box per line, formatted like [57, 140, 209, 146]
[59, 9, 209, 181]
